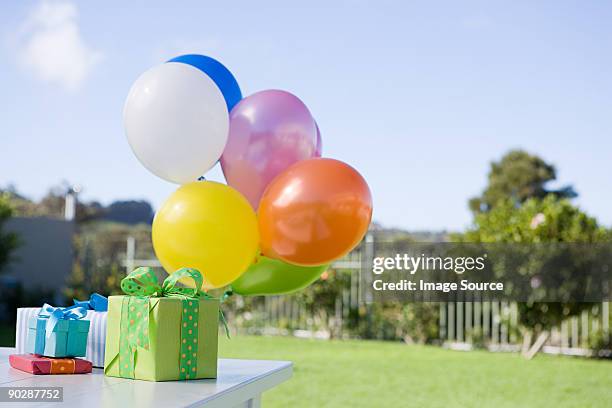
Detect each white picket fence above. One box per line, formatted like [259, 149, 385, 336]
[440, 301, 610, 355]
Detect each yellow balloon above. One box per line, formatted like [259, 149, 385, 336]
[152, 181, 259, 289]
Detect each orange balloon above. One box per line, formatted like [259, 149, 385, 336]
[258, 158, 373, 266]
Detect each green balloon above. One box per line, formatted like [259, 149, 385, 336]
[231, 254, 329, 296]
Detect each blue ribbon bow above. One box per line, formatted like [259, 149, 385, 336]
[38, 304, 88, 338]
[73, 293, 108, 312]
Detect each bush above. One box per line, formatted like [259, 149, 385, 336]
[468, 328, 487, 350]
[0, 194, 19, 274]
[588, 329, 612, 359]
[458, 196, 610, 333]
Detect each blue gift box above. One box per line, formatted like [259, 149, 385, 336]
[26, 313, 90, 358]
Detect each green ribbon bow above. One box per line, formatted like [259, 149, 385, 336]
[118, 267, 224, 380]
[121, 266, 205, 298]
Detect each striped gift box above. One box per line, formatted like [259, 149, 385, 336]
[15, 307, 107, 368]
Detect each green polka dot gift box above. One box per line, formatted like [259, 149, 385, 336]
[103, 267, 219, 381]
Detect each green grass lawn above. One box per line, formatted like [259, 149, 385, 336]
[219, 336, 612, 408]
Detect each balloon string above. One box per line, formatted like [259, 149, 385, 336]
[219, 289, 233, 339]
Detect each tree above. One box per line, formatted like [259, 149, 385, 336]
[463, 196, 607, 244]
[469, 150, 576, 213]
[460, 196, 609, 357]
[460, 149, 611, 358]
[0, 194, 19, 273]
[4, 185, 105, 222]
[104, 200, 154, 225]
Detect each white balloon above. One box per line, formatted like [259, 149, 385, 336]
[124, 62, 229, 184]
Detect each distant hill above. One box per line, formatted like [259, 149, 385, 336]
[4, 186, 450, 234]
[3, 186, 153, 225]
[370, 222, 450, 242]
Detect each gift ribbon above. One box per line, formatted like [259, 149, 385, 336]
[38, 304, 88, 339]
[49, 358, 76, 374]
[74, 293, 108, 312]
[117, 267, 223, 380]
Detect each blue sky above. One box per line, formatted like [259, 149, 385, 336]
[1, 0, 611, 231]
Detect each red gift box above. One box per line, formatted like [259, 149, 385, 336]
[9, 354, 92, 375]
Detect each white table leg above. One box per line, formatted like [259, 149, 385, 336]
[248, 395, 261, 408]
[233, 394, 261, 408]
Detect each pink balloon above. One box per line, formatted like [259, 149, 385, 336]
[314, 123, 323, 157]
[221, 90, 318, 209]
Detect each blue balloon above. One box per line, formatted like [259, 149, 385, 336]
[167, 54, 242, 112]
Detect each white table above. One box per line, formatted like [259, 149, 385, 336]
[0, 347, 292, 407]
